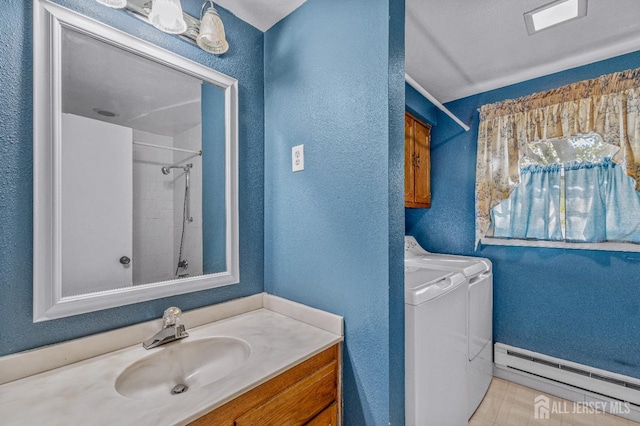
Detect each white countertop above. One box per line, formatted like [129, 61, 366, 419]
[0, 305, 342, 425]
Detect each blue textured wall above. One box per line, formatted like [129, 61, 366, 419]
[405, 83, 438, 126]
[263, 0, 405, 424]
[406, 50, 640, 378]
[0, 0, 264, 356]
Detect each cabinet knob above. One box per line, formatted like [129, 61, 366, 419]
[119, 256, 131, 265]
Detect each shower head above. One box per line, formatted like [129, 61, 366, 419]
[161, 166, 171, 175]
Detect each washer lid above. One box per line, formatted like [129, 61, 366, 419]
[406, 254, 491, 277]
[405, 266, 466, 305]
[404, 236, 492, 277]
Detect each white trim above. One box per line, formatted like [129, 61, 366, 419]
[33, 0, 240, 321]
[405, 73, 471, 132]
[482, 237, 640, 253]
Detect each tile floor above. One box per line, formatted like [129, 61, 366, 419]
[470, 378, 639, 426]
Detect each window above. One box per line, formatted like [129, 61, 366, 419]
[474, 67, 640, 251]
[484, 133, 640, 250]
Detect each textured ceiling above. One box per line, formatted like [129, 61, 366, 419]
[217, 0, 306, 32]
[62, 27, 204, 137]
[406, 0, 640, 103]
[221, 0, 640, 103]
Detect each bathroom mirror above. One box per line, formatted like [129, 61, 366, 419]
[33, 0, 239, 321]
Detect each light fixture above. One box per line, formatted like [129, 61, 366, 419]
[197, 1, 229, 55]
[148, 0, 188, 34]
[94, 0, 229, 55]
[524, 0, 588, 35]
[95, 0, 127, 8]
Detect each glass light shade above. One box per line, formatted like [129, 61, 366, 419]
[95, 0, 127, 8]
[197, 7, 229, 55]
[148, 0, 188, 34]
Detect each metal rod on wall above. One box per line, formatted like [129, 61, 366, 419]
[405, 73, 470, 132]
[133, 141, 202, 156]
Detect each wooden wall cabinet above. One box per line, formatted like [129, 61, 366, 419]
[190, 344, 341, 426]
[405, 112, 431, 208]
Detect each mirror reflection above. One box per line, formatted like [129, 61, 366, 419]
[60, 26, 226, 297]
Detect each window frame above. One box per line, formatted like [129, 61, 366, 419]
[481, 237, 640, 253]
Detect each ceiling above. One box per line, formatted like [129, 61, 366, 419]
[406, 0, 640, 103]
[62, 26, 208, 137]
[222, 0, 640, 104]
[216, 0, 306, 32]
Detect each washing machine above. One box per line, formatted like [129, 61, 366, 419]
[405, 264, 468, 426]
[405, 236, 493, 419]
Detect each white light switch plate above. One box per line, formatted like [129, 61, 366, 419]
[292, 144, 304, 172]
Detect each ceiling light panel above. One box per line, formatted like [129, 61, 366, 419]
[524, 0, 587, 35]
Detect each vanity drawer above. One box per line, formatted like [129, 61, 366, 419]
[190, 344, 340, 426]
[235, 361, 336, 425]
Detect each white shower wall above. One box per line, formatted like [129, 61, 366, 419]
[61, 114, 133, 296]
[128, 126, 204, 284]
[132, 129, 175, 285]
[172, 124, 203, 278]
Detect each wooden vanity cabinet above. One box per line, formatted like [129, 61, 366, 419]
[405, 112, 431, 208]
[189, 344, 341, 426]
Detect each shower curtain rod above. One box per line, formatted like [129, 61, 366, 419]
[405, 73, 470, 132]
[133, 140, 202, 156]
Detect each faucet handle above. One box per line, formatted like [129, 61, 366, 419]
[162, 306, 183, 327]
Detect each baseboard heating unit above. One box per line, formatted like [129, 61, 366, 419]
[494, 343, 640, 406]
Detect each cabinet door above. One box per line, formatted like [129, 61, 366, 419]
[413, 120, 431, 207]
[189, 345, 339, 426]
[404, 115, 416, 204]
[234, 361, 337, 426]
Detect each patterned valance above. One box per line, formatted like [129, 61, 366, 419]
[479, 68, 640, 121]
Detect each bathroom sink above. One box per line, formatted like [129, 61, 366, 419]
[115, 337, 251, 400]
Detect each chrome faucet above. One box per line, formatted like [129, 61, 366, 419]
[143, 307, 189, 350]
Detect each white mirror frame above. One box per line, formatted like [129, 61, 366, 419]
[33, 0, 239, 322]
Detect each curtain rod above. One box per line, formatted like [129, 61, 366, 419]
[133, 141, 202, 156]
[405, 73, 470, 132]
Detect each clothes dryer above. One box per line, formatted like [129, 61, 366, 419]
[405, 236, 493, 418]
[405, 265, 468, 426]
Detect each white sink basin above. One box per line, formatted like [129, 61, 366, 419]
[115, 337, 251, 400]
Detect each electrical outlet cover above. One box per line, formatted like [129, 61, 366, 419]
[292, 144, 304, 172]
